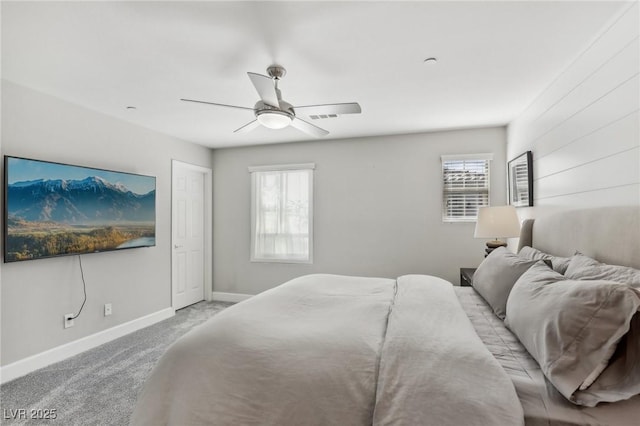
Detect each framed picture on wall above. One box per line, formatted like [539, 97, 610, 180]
[508, 151, 533, 207]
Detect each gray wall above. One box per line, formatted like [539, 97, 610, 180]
[0, 81, 213, 365]
[212, 127, 507, 295]
[507, 2, 639, 222]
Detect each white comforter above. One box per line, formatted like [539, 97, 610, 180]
[131, 274, 523, 426]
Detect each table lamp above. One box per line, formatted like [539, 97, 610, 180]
[474, 206, 521, 257]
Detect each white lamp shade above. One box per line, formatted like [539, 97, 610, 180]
[256, 111, 292, 129]
[474, 206, 521, 239]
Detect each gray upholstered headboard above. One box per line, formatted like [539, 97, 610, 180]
[517, 206, 640, 269]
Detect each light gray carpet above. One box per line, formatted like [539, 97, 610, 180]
[0, 301, 233, 426]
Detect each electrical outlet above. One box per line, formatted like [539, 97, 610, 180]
[64, 313, 75, 329]
[104, 303, 112, 316]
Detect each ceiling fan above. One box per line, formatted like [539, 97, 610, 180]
[181, 65, 361, 137]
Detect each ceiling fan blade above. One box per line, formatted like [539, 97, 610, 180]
[293, 102, 362, 116]
[290, 117, 329, 137]
[234, 120, 260, 134]
[247, 72, 280, 108]
[181, 98, 254, 111]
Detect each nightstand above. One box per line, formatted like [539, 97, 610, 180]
[460, 268, 476, 287]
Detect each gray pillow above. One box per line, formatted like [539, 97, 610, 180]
[518, 246, 571, 274]
[505, 261, 640, 407]
[565, 253, 640, 288]
[472, 246, 538, 319]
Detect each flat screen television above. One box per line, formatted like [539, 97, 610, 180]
[4, 156, 156, 262]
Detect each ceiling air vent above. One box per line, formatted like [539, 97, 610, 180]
[309, 114, 339, 120]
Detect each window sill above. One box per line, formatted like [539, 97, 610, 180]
[250, 257, 313, 264]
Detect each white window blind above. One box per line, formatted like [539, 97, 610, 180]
[441, 154, 492, 222]
[249, 164, 314, 263]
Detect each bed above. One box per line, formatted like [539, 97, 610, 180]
[131, 206, 640, 426]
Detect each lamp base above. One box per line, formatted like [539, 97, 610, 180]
[485, 239, 507, 257]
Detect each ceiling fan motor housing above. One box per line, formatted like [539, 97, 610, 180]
[266, 65, 287, 80]
[254, 100, 294, 116]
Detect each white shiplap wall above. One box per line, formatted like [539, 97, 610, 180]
[507, 2, 639, 217]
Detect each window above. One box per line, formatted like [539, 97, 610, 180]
[441, 154, 492, 222]
[250, 163, 314, 263]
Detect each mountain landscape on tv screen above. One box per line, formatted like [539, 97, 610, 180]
[6, 176, 156, 261]
[8, 176, 155, 223]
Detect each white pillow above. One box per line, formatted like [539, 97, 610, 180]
[518, 246, 571, 274]
[506, 261, 640, 407]
[472, 247, 538, 320]
[565, 253, 640, 288]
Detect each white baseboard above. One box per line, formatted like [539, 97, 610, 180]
[0, 307, 175, 384]
[211, 291, 253, 303]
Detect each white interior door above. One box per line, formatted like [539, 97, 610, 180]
[172, 162, 209, 310]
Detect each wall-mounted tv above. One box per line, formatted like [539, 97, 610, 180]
[4, 156, 156, 262]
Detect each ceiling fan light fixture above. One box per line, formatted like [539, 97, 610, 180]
[256, 110, 293, 129]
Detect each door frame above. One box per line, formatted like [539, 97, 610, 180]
[171, 160, 213, 309]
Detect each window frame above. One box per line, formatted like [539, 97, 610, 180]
[441, 153, 493, 223]
[249, 163, 315, 264]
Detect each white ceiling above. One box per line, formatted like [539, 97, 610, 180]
[1, 1, 630, 148]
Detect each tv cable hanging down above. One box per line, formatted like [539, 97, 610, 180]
[70, 255, 88, 320]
